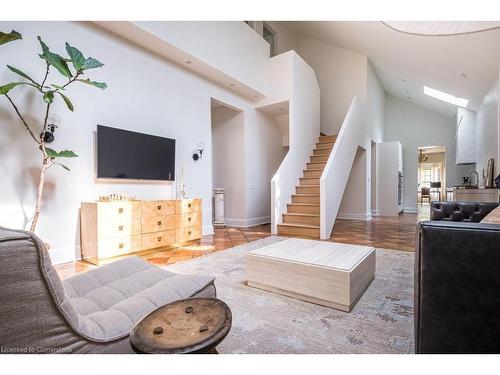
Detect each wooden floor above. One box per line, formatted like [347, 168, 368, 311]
[55, 213, 426, 279]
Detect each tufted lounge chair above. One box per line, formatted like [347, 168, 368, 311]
[0, 226, 216, 353]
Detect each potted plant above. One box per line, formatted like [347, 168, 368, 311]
[0, 30, 107, 232]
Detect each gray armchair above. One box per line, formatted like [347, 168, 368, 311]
[0, 226, 216, 353]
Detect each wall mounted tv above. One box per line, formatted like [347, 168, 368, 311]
[96, 125, 175, 181]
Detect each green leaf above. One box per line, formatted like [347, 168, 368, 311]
[7, 65, 40, 87]
[43, 91, 54, 104]
[0, 82, 23, 94]
[65, 42, 85, 71]
[45, 148, 78, 159]
[51, 84, 65, 90]
[77, 78, 107, 90]
[54, 162, 70, 171]
[57, 92, 74, 111]
[0, 81, 40, 94]
[37, 36, 72, 78]
[82, 57, 104, 70]
[0, 30, 22, 45]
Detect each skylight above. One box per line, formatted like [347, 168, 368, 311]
[424, 86, 469, 107]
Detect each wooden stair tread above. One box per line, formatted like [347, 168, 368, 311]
[283, 213, 320, 217]
[278, 223, 320, 229]
[293, 194, 319, 197]
[288, 203, 319, 207]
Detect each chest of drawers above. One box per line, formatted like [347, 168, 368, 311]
[80, 198, 202, 264]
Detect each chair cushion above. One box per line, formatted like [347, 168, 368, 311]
[63, 256, 214, 342]
[481, 205, 500, 224]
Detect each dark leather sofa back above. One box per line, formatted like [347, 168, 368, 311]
[416, 202, 500, 353]
[431, 201, 498, 222]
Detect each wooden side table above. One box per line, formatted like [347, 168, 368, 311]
[130, 298, 232, 354]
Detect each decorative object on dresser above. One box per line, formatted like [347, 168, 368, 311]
[80, 198, 202, 264]
[130, 298, 232, 354]
[246, 238, 375, 312]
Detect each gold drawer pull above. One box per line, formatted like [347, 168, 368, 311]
[157, 205, 162, 210]
[188, 217, 192, 222]
[157, 220, 162, 226]
[118, 243, 124, 249]
[118, 225, 124, 231]
[118, 207, 124, 214]
[188, 231, 192, 236]
[157, 236, 162, 242]
[188, 203, 192, 208]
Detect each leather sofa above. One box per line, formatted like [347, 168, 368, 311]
[415, 202, 500, 353]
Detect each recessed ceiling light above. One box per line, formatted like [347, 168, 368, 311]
[424, 86, 469, 107]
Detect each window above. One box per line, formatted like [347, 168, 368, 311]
[263, 23, 277, 57]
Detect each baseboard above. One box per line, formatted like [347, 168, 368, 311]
[371, 209, 380, 217]
[403, 207, 418, 214]
[337, 212, 372, 220]
[48, 245, 81, 265]
[225, 216, 271, 228]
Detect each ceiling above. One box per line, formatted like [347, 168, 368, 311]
[285, 21, 500, 118]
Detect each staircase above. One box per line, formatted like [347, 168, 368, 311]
[277, 134, 337, 238]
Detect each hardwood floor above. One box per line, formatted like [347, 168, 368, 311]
[55, 213, 426, 279]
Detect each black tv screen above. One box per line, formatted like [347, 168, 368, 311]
[96, 125, 175, 181]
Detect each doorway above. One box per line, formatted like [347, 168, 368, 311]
[417, 145, 446, 215]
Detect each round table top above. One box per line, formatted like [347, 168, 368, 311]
[130, 298, 232, 354]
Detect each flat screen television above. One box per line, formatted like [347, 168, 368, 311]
[96, 125, 175, 181]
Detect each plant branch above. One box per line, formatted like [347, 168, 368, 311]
[40, 62, 50, 90]
[4, 93, 40, 144]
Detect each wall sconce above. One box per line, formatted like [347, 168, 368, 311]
[192, 142, 205, 161]
[40, 113, 60, 143]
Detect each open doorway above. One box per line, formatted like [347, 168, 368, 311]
[210, 98, 245, 226]
[417, 145, 446, 215]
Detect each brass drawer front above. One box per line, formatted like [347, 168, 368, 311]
[98, 235, 142, 258]
[176, 227, 202, 243]
[142, 230, 176, 250]
[175, 213, 202, 229]
[142, 215, 176, 233]
[174, 199, 201, 214]
[142, 200, 174, 217]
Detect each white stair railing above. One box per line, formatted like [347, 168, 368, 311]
[319, 96, 367, 239]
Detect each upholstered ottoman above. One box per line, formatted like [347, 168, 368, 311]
[0, 226, 216, 353]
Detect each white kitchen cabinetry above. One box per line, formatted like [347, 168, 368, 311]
[377, 141, 403, 216]
[455, 107, 476, 165]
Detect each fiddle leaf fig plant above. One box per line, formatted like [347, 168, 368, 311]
[1, 30, 107, 232]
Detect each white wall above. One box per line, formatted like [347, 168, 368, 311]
[211, 105, 246, 224]
[475, 78, 500, 185]
[385, 95, 470, 212]
[133, 21, 271, 95]
[338, 147, 368, 219]
[271, 51, 321, 233]
[0, 21, 300, 264]
[297, 36, 368, 135]
[244, 111, 287, 226]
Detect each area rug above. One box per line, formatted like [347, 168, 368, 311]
[164, 236, 414, 354]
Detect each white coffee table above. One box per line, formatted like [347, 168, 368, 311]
[245, 238, 375, 312]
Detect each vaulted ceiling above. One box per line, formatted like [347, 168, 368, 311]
[285, 21, 500, 117]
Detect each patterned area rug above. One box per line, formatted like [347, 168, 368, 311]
[164, 236, 414, 354]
